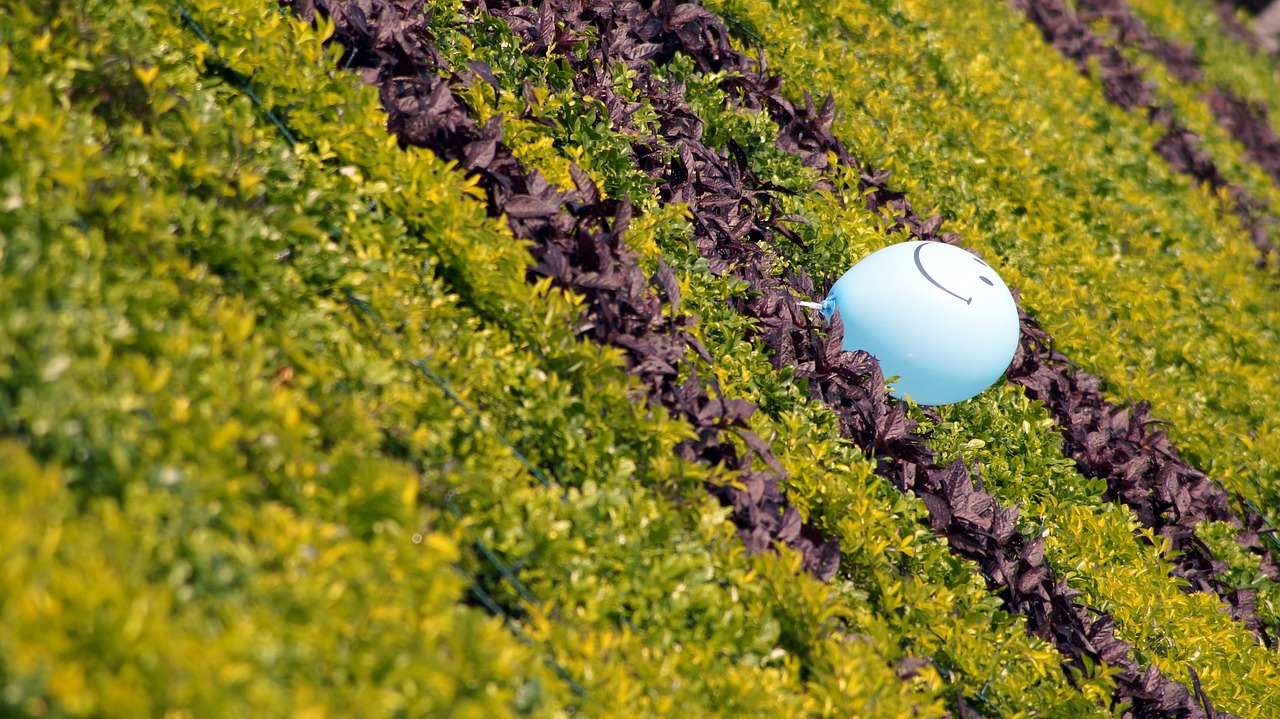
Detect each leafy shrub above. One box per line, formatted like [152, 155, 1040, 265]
[6, 0, 1280, 714]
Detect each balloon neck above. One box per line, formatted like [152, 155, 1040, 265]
[797, 298, 838, 319]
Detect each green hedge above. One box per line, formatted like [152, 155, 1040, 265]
[1071, 0, 1280, 265]
[6, 0, 1280, 714]
[0, 0, 943, 716]
[703, 0, 1280, 708]
[1122, 0, 1280, 118]
[431, 4, 1143, 715]
[0, 2, 571, 715]
[711, 0, 1280, 527]
[418, 0, 1280, 711]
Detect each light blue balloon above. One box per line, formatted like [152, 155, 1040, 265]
[822, 241, 1020, 406]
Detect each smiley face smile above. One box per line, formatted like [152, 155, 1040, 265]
[913, 244, 996, 304]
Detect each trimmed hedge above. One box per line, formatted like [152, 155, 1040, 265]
[423, 3, 1138, 715]
[406, 0, 1280, 711]
[5, 0, 1280, 714]
[0, 2, 569, 715]
[1121, 0, 1280, 117]
[0, 0, 937, 716]
[711, 0, 1280, 531]
[702, 0, 1280, 709]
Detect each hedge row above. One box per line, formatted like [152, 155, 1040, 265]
[0, 1, 858, 716]
[0, 0, 955, 716]
[327, 0, 1127, 714]
[1123, 0, 1280, 118]
[7, 0, 1280, 714]
[0, 0, 1124, 715]
[1071, 0, 1280, 239]
[0, 2, 562, 715]
[697, 0, 1280, 709]
[1026, 0, 1280, 651]
[410, 0, 1280, 712]
[709, 0, 1280, 531]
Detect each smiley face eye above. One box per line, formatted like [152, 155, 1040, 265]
[973, 257, 990, 267]
[979, 276, 994, 286]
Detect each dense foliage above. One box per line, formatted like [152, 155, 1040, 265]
[4, 0, 1280, 715]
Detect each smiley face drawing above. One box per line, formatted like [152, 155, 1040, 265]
[822, 240, 1020, 405]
